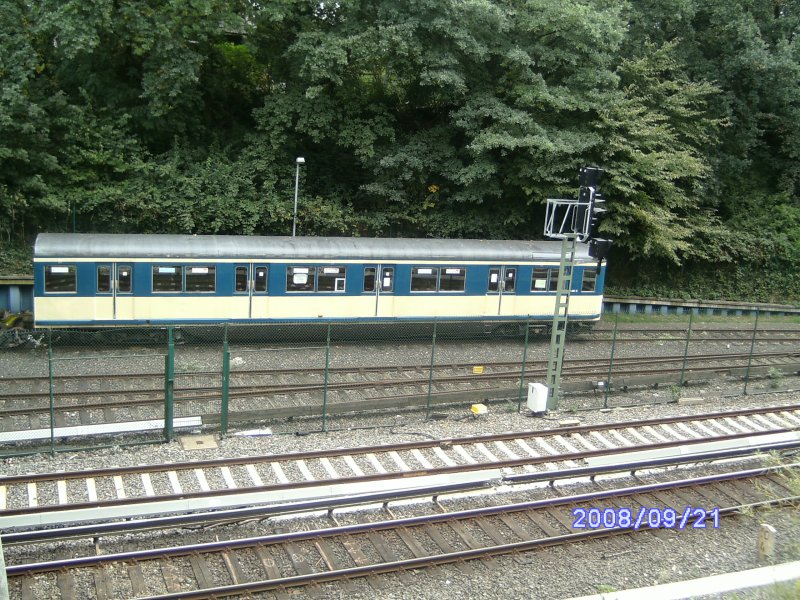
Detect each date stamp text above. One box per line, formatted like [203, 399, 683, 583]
[572, 507, 721, 530]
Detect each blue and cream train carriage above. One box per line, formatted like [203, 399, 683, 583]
[33, 233, 605, 328]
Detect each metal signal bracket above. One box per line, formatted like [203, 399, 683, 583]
[544, 198, 590, 243]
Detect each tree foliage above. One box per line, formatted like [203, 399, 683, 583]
[1, 0, 798, 300]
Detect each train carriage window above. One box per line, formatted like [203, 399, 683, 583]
[254, 266, 268, 292]
[488, 268, 500, 292]
[317, 266, 346, 292]
[235, 267, 248, 292]
[287, 266, 315, 292]
[186, 266, 216, 292]
[439, 267, 466, 292]
[581, 269, 597, 292]
[97, 266, 111, 293]
[504, 268, 516, 292]
[363, 267, 376, 292]
[549, 268, 560, 291]
[45, 265, 76, 293]
[153, 266, 182, 292]
[381, 267, 394, 292]
[411, 267, 438, 292]
[118, 265, 132, 293]
[531, 267, 558, 292]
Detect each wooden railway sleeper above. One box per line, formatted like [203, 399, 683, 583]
[220, 550, 244, 586]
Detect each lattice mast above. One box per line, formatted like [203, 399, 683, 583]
[543, 167, 606, 410]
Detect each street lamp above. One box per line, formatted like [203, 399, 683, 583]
[292, 157, 305, 237]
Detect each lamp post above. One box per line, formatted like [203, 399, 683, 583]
[292, 157, 305, 237]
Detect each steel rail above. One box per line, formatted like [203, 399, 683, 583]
[2, 402, 799, 486]
[582, 335, 800, 343]
[222, 353, 800, 398]
[158, 354, 800, 409]
[2, 350, 797, 410]
[5, 437, 800, 545]
[6, 463, 799, 582]
[354, 360, 800, 407]
[591, 326, 800, 333]
[1, 426, 796, 519]
[4, 327, 798, 387]
[136, 496, 800, 600]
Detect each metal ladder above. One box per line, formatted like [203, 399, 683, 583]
[545, 234, 578, 410]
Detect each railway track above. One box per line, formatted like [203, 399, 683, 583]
[586, 326, 800, 340]
[6, 461, 799, 599]
[1, 350, 798, 431]
[4, 349, 799, 401]
[1, 403, 798, 530]
[7, 326, 800, 390]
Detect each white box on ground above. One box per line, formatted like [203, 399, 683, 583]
[527, 382, 548, 413]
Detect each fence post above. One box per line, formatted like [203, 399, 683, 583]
[322, 324, 331, 433]
[603, 313, 619, 409]
[164, 326, 175, 441]
[47, 329, 55, 456]
[0, 531, 8, 600]
[516, 317, 531, 412]
[743, 310, 760, 395]
[220, 324, 230, 436]
[678, 310, 694, 387]
[426, 320, 438, 418]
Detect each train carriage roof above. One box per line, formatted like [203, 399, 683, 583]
[34, 233, 591, 262]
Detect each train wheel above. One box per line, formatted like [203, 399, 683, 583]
[526, 323, 550, 338]
[103, 330, 127, 346]
[494, 323, 522, 337]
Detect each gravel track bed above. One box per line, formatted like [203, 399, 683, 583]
[2, 330, 800, 599]
[2, 331, 794, 381]
[5, 452, 797, 599]
[2, 383, 799, 477]
[2, 333, 794, 435]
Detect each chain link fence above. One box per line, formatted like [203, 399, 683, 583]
[1, 311, 797, 456]
[0, 328, 169, 456]
[572, 308, 800, 411]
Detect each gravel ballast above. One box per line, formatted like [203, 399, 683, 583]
[2, 327, 800, 599]
[3, 383, 800, 599]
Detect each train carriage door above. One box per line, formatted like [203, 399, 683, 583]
[500, 267, 517, 315]
[486, 267, 501, 316]
[363, 266, 377, 315]
[113, 263, 133, 321]
[486, 267, 516, 316]
[373, 265, 395, 317]
[250, 265, 269, 319]
[234, 264, 250, 318]
[95, 263, 114, 321]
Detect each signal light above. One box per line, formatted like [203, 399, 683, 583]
[579, 166, 603, 188]
[589, 239, 612, 261]
[588, 190, 606, 240]
[576, 166, 604, 242]
[574, 187, 590, 239]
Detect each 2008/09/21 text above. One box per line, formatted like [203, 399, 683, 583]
[572, 507, 721, 530]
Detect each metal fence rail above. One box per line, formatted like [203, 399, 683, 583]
[1, 311, 798, 456]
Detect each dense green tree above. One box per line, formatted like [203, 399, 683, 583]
[617, 0, 800, 299]
[1, 0, 798, 300]
[0, 1, 65, 240]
